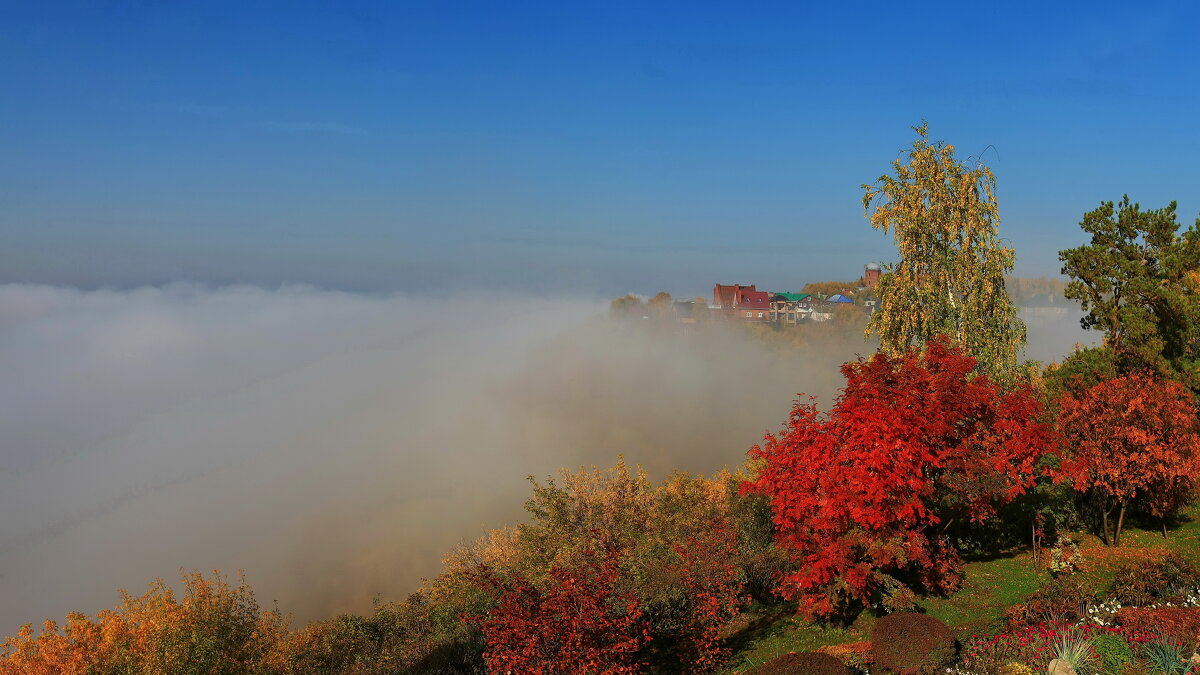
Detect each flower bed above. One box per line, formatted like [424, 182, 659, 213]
[959, 622, 1155, 673]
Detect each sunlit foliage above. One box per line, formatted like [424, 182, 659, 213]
[0, 571, 287, 675]
[448, 460, 765, 671]
[743, 338, 1053, 619]
[1059, 196, 1200, 393]
[1056, 373, 1200, 546]
[863, 123, 1026, 379]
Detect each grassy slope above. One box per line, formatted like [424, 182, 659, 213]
[728, 504, 1200, 671]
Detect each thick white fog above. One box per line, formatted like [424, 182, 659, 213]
[0, 284, 1095, 633]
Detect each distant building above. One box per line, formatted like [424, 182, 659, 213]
[673, 300, 697, 323]
[712, 283, 770, 322]
[864, 262, 882, 288]
[770, 292, 816, 324]
[712, 283, 745, 309]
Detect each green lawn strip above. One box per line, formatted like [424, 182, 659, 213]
[924, 552, 1044, 635]
[728, 617, 864, 673]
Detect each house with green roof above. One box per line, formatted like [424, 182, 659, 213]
[769, 292, 818, 324]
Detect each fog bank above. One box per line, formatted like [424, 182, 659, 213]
[1019, 305, 1098, 364]
[0, 284, 852, 632]
[0, 285, 1095, 633]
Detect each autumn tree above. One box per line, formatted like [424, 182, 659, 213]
[609, 294, 645, 318]
[469, 549, 650, 674]
[440, 460, 757, 670]
[862, 123, 1026, 379]
[742, 338, 1053, 620]
[1059, 196, 1200, 392]
[1056, 373, 1200, 545]
[801, 280, 855, 299]
[0, 571, 287, 675]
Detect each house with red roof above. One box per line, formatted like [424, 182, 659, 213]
[711, 283, 770, 322]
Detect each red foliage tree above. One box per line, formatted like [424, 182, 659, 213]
[1057, 373, 1200, 545]
[742, 338, 1054, 619]
[468, 550, 650, 674]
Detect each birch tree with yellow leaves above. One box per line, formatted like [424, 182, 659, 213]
[862, 123, 1026, 380]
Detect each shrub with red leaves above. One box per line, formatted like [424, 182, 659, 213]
[742, 338, 1054, 619]
[1116, 607, 1200, 651]
[468, 550, 650, 674]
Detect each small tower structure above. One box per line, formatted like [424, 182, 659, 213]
[864, 262, 882, 288]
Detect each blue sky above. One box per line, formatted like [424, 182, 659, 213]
[2, 1, 1197, 295]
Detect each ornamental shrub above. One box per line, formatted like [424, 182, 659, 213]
[1006, 574, 1095, 627]
[1108, 553, 1200, 607]
[997, 663, 1034, 675]
[1115, 607, 1200, 652]
[753, 651, 849, 675]
[1091, 632, 1134, 674]
[871, 612, 955, 674]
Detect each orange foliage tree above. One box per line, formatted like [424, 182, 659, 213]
[742, 338, 1054, 620]
[0, 571, 287, 675]
[1057, 373, 1200, 545]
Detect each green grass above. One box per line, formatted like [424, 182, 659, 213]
[726, 504, 1200, 672]
[923, 552, 1043, 633]
[726, 606, 865, 673]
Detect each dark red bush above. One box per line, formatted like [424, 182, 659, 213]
[754, 651, 849, 675]
[871, 612, 955, 674]
[1115, 607, 1200, 651]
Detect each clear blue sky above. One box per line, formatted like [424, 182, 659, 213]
[2, 1, 1197, 296]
